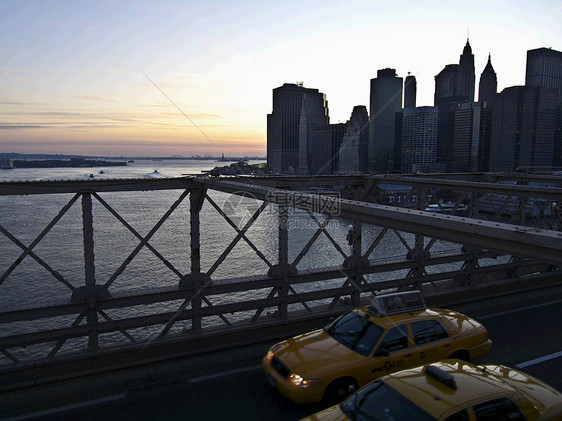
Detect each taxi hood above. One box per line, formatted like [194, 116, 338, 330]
[274, 329, 363, 377]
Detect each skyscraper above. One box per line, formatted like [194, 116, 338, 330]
[404, 74, 417, 109]
[476, 55, 496, 172]
[267, 83, 329, 173]
[401, 107, 438, 173]
[368, 68, 403, 173]
[339, 106, 369, 174]
[453, 102, 482, 172]
[434, 40, 477, 171]
[525, 47, 562, 166]
[526, 47, 562, 103]
[457, 39, 476, 103]
[310, 123, 346, 175]
[490, 85, 557, 171]
[478, 54, 497, 106]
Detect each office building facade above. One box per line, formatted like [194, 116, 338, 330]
[490, 85, 557, 171]
[368, 68, 403, 173]
[401, 106, 438, 173]
[310, 123, 346, 175]
[433, 40, 477, 171]
[267, 83, 329, 173]
[339, 106, 369, 174]
[526, 47, 562, 166]
[404, 74, 417, 109]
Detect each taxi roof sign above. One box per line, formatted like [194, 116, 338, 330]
[424, 364, 458, 390]
[367, 291, 426, 317]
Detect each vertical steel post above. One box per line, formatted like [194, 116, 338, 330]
[407, 187, 429, 287]
[278, 204, 289, 319]
[189, 188, 204, 334]
[82, 193, 99, 351]
[190, 189, 202, 277]
[351, 221, 363, 306]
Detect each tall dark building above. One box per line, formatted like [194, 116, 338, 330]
[490, 85, 557, 171]
[476, 55, 497, 172]
[310, 123, 346, 175]
[368, 68, 403, 173]
[526, 47, 562, 166]
[267, 83, 329, 173]
[453, 102, 483, 172]
[434, 40, 476, 105]
[434, 40, 476, 171]
[339, 106, 369, 174]
[526, 48, 562, 102]
[434, 65, 460, 105]
[401, 107, 438, 173]
[457, 39, 476, 103]
[404, 74, 417, 109]
[478, 54, 497, 106]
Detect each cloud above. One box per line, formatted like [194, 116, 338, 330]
[0, 124, 50, 130]
[74, 95, 118, 103]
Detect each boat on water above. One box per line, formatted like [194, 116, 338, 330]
[145, 170, 164, 178]
[424, 201, 468, 214]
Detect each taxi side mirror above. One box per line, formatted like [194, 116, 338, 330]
[374, 348, 390, 357]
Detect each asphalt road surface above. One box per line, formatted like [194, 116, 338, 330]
[5, 292, 562, 421]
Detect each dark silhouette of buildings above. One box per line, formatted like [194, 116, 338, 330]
[310, 123, 346, 175]
[404, 74, 417, 109]
[458, 40, 476, 103]
[490, 85, 557, 171]
[267, 83, 329, 174]
[266, 44, 561, 175]
[434, 39, 476, 171]
[401, 106, 439, 173]
[526, 47, 562, 166]
[526, 48, 562, 103]
[339, 106, 369, 174]
[368, 68, 403, 173]
[479, 54, 497, 106]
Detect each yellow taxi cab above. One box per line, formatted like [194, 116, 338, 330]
[262, 291, 492, 404]
[300, 359, 562, 420]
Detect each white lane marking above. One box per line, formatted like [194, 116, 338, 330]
[478, 298, 562, 320]
[516, 351, 562, 369]
[188, 364, 262, 383]
[5, 394, 126, 421]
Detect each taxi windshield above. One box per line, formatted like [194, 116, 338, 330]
[325, 311, 384, 356]
[340, 380, 436, 421]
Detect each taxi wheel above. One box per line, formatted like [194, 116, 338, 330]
[324, 378, 358, 404]
[449, 350, 470, 361]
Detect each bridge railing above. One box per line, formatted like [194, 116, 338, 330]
[0, 174, 561, 387]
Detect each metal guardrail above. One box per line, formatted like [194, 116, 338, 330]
[0, 173, 561, 388]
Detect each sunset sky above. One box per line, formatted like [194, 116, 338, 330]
[1, 0, 560, 157]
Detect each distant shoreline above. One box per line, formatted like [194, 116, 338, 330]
[9, 158, 128, 169]
[0, 153, 266, 161]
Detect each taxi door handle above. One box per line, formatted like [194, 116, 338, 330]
[443, 344, 450, 349]
[404, 354, 412, 358]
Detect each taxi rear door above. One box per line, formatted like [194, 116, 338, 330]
[366, 324, 416, 383]
[410, 319, 453, 363]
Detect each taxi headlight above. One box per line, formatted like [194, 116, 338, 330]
[289, 373, 321, 388]
[265, 350, 274, 362]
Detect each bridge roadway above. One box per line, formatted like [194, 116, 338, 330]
[2, 284, 561, 421]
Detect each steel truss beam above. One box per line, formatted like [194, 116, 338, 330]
[0, 174, 561, 385]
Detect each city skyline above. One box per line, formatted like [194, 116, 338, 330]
[1, 0, 560, 157]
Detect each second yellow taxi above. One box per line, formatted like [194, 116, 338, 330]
[300, 360, 562, 420]
[262, 291, 492, 403]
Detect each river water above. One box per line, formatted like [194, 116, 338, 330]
[0, 159, 473, 362]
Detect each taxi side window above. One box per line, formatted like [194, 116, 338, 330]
[378, 326, 409, 352]
[411, 320, 448, 345]
[473, 397, 526, 420]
